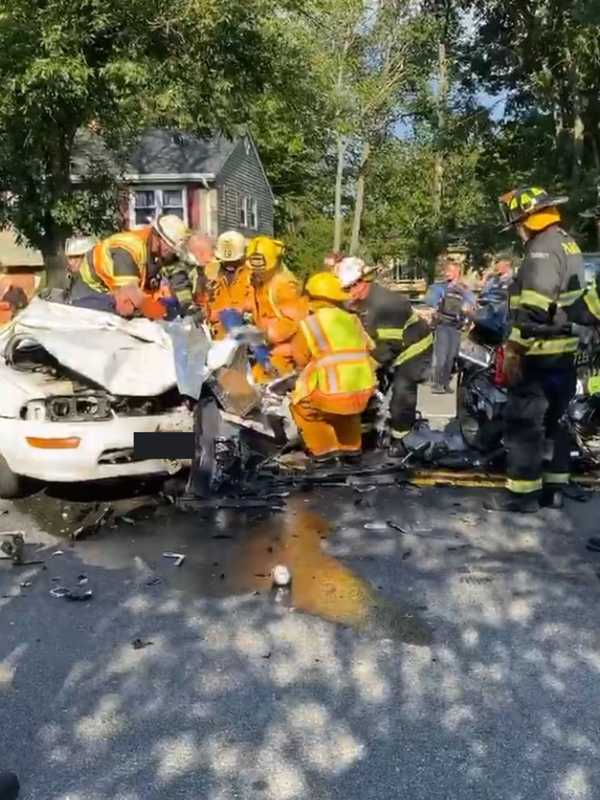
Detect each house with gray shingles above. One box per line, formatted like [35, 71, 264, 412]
[72, 128, 275, 239]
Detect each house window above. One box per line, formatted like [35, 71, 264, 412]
[134, 190, 157, 225]
[238, 194, 258, 230]
[131, 186, 187, 227]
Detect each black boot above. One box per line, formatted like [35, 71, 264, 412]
[560, 482, 590, 502]
[484, 491, 540, 513]
[540, 487, 564, 509]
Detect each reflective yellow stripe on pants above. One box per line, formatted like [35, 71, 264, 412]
[393, 333, 433, 367]
[506, 477, 543, 494]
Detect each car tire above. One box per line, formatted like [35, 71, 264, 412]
[0, 452, 23, 499]
[186, 398, 220, 498]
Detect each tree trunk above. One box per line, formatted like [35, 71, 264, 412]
[350, 140, 371, 256]
[571, 97, 585, 184]
[41, 234, 67, 290]
[433, 41, 448, 219]
[333, 133, 346, 253]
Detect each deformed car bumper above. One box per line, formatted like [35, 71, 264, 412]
[0, 409, 193, 482]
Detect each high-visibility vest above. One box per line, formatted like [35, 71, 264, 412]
[293, 307, 376, 412]
[80, 228, 152, 293]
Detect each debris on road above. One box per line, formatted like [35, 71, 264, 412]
[121, 516, 136, 526]
[586, 537, 600, 553]
[364, 521, 389, 531]
[1, 533, 25, 565]
[50, 584, 93, 601]
[402, 551, 412, 560]
[132, 638, 154, 650]
[163, 552, 186, 567]
[52, 550, 64, 557]
[145, 576, 162, 587]
[19, 581, 32, 588]
[272, 564, 291, 586]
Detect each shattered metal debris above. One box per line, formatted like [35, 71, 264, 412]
[163, 552, 186, 567]
[132, 638, 154, 650]
[145, 576, 162, 587]
[386, 521, 405, 533]
[65, 589, 93, 602]
[120, 516, 136, 526]
[52, 551, 64, 557]
[19, 581, 32, 588]
[50, 585, 93, 601]
[1, 532, 25, 565]
[78, 574, 88, 585]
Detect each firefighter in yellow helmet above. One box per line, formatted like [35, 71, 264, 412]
[246, 236, 308, 381]
[486, 186, 593, 512]
[289, 272, 376, 461]
[196, 230, 252, 340]
[74, 215, 189, 319]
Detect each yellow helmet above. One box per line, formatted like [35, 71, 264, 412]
[215, 230, 246, 262]
[247, 236, 285, 273]
[305, 272, 350, 302]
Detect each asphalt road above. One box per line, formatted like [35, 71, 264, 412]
[2, 474, 600, 800]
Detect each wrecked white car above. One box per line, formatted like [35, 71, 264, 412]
[0, 299, 196, 497]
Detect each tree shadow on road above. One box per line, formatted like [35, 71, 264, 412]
[1, 484, 600, 800]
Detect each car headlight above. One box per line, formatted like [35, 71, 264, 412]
[22, 401, 47, 422]
[21, 395, 112, 422]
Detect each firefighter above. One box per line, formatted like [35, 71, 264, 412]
[65, 235, 98, 276]
[196, 230, 252, 340]
[486, 186, 590, 513]
[73, 215, 189, 319]
[246, 236, 308, 380]
[424, 258, 476, 393]
[160, 233, 215, 316]
[289, 272, 377, 462]
[336, 257, 433, 454]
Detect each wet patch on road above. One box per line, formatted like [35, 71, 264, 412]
[4, 491, 432, 645]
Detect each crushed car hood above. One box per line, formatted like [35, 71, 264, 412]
[0, 298, 178, 396]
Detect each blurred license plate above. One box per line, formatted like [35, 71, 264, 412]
[458, 339, 492, 368]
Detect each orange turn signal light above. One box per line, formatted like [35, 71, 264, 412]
[25, 437, 81, 450]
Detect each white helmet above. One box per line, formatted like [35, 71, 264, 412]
[336, 257, 368, 289]
[215, 230, 246, 263]
[152, 214, 189, 251]
[65, 235, 97, 258]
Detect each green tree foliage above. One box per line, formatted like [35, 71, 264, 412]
[0, 0, 302, 285]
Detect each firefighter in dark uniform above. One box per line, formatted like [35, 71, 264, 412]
[486, 186, 594, 512]
[424, 258, 476, 393]
[336, 257, 433, 454]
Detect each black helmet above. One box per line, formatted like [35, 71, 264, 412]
[498, 186, 568, 230]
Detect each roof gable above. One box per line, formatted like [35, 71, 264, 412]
[72, 128, 240, 180]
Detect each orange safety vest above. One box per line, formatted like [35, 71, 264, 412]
[80, 228, 152, 293]
[292, 306, 376, 414]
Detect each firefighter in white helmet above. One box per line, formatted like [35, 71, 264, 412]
[195, 230, 252, 339]
[73, 214, 189, 319]
[336, 257, 433, 455]
[65, 235, 98, 275]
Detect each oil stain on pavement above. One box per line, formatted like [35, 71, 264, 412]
[8, 490, 432, 645]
